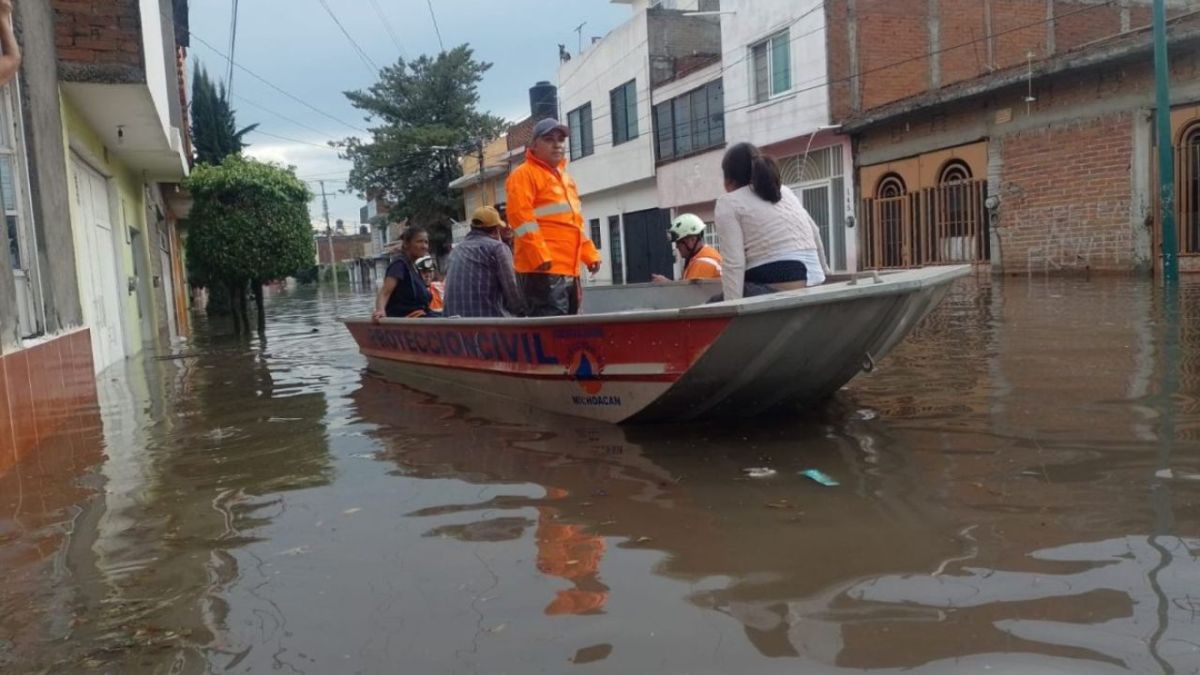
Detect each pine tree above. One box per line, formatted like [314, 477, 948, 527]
[191, 65, 259, 165]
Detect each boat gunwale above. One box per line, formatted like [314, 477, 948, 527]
[342, 265, 971, 329]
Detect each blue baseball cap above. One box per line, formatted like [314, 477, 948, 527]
[532, 118, 569, 140]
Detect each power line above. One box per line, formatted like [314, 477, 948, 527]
[426, 0, 446, 52]
[226, 0, 240, 95]
[368, 0, 405, 59]
[316, 0, 381, 75]
[235, 94, 341, 139]
[248, 128, 343, 153]
[185, 29, 370, 134]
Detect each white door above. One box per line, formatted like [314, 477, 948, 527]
[72, 157, 126, 372]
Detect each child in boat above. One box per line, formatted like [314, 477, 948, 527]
[415, 256, 444, 313]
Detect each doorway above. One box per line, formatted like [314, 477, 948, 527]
[72, 156, 127, 372]
[621, 208, 674, 284]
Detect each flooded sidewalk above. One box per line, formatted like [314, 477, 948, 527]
[2, 278, 1200, 674]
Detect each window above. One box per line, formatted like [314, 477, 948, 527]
[652, 79, 725, 163]
[877, 174, 907, 198]
[938, 161, 974, 238]
[589, 218, 602, 249]
[610, 80, 638, 145]
[0, 84, 39, 339]
[703, 221, 720, 250]
[750, 31, 791, 104]
[567, 104, 594, 160]
[938, 160, 972, 184]
[608, 215, 624, 284]
[1184, 123, 1200, 253]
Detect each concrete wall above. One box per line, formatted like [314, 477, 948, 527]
[558, 10, 656, 197]
[721, 0, 831, 148]
[13, 0, 84, 337]
[140, 0, 171, 139]
[157, 0, 184, 135]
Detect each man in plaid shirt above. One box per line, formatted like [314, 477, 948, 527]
[443, 207, 526, 318]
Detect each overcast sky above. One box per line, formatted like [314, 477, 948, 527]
[190, 0, 631, 229]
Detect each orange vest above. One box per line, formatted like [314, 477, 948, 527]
[684, 245, 723, 280]
[505, 150, 601, 276]
[429, 282, 444, 312]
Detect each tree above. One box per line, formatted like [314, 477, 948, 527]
[337, 45, 506, 255]
[184, 158, 315, 335]
[191, 64, 259, 165]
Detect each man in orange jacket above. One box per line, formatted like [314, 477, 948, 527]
[505, 118, 602, 316]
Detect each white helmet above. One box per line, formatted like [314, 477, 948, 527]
[414, 255, 436, 272]
[668, 213, 707, 242]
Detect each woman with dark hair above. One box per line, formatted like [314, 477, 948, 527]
[371, 226, 440, 321]
[714, 142, 829, 301]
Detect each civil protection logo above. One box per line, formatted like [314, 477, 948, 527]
[566, 345, 604, 395]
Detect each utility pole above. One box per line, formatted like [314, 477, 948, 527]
[477, 138, 487, 206]
[319, 180, 339, 314]
[1153, 0, 1178, 284]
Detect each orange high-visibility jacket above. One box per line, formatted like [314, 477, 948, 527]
[505, 149, 601, 276]
[683, 244, 723, 280]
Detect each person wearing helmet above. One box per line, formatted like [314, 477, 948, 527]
[651, 213, 723, 283]
[414, 256, 445, 313]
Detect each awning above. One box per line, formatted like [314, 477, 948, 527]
[447, 165, 507, 190]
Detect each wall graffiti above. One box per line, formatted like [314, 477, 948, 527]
[1000, 199, 1140, 274]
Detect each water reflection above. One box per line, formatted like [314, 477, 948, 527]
[3, 279, 1200, 673]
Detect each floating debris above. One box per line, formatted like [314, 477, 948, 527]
[1156, 468, 1200, 481]
[743, 467, 777, 478]
[800, 469, 840, 487]
[343, 508, 363, 515]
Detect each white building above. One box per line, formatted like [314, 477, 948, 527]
[563, 0, 857, 281]
[656, 0, 858, 272]
[558, 0, 718, 284]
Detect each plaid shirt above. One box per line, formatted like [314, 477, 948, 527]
[444, 230, 525, 317]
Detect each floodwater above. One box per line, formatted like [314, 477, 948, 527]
[3, 276, 1200, 674]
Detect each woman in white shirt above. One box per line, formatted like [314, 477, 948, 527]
[714, 142, 829, 301]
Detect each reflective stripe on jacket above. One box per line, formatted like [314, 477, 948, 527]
[684, 245, 723, 280]
[504, 149, 601, 276]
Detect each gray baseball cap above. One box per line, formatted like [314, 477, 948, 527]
[532, 118, 569, 139]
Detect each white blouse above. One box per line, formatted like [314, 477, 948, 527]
[714, 185, 823, 300]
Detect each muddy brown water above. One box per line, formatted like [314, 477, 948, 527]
[2, 278, 1200, 674]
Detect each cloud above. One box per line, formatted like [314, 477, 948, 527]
[243, 135, 364, 226]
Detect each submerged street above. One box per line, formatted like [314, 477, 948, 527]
[3, 277, 1200, 674]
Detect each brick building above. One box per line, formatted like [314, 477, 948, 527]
[828, 0, 1200, 275]
[316, 233, 373, 265]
